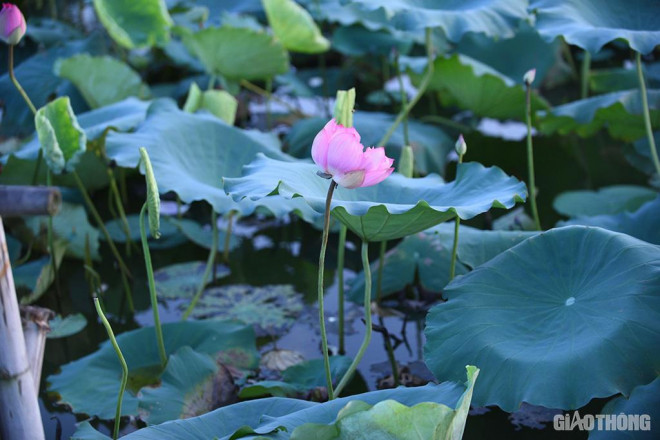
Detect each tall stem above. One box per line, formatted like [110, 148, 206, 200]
[449, 154, 463, 280]
[580, 51, 591, 99]
[222, 211, 235, 265]
[636, 52, 660, 177]
[525, 84, 542, 230]
[108, 168, 133, 256]
[376, 240, 386, 302]
[377, 28, 433, 148]
[139, 203, 167, 367]
[337, 224, 347, 355]
[318, 181, 337, 400]
[394, 52, 410, 146]
[334, 240, 372, 397]
[182, 210, 218, 320]
[8, 45, 37, 115]
[93, 297, 128, 440]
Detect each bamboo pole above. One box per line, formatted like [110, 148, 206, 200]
[0, 185, 61, 217]
[21, 306, 55, 392]
[0, 217, 46, 440]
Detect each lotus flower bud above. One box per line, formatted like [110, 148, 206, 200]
[0, 3, 26, 45]
[523, 68, 536, 86]
[455, 134, 467, 157]
[312, 119, 394, 189]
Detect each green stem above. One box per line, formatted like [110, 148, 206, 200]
[420, 115, 473, 133]
[182, 210, 218, 320]
[337, 224, 347, 355]
[223, 211, 235, 264]
[46, 171, 61, 299]
[140, 203, 167, 367]
[636, 52, 660, 177]
[394, 52, 410, 146]
[449, 154, 463, 280]
[334, 240, 372, 397]
[580, 51, 591, 99]
[525, 83, 542, 230]
[93, 297, 128, 440]
[380, 317, 400, 387]
[377, 28, 433, 148]
[376, 240, 386, 303]
[318, 181, 337, 400]
[8, 45, 37, 115]
[108, 168, 134, 256]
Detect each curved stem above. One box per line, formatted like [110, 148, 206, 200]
[337, 224, 347, 355]
[334, 240, 372, 397]
[182, 210, 218, 320]
[636, 52, 660, 177]
[318, 181, 337, 400]
[8, 45, 37, 115]
[93, 297, 128, 440]
[525, 84, 542, 230]
[140, 203, 167, 367]
[377, 28, 433, 148]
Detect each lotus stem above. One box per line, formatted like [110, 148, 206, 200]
[182, 210, 218, 320]
[379, 317, 400, 387]
[377, 27, 433, 148]
[636, 52, 660, 177]
[107, 168, 134, 256]
[334, 240, 372, 397]
[394, 51, 410, 146]
[8, 45, 37, 115]
[524, 82, 542, 230]
[139, 203, 167, 367]
[337, 224, 347, 355]
[318, 181, 337, 400]
[449, 153, 464, 280]
[580, 51, 591, 99]
[222, 210, 235, 265]
[93, 296, 128, 440]
[376, 240, 386, 302]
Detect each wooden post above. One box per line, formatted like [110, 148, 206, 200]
[21, 306, 55, 392]
[0, 185, 61, 217]
[0, 216, 46, 440]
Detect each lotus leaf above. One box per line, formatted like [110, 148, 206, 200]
[48, 314, 88, 339]
[553, 185, 658, 217]
[93, 0, 173, 49]
[263, 0, 330, 54]
[154, 261, 230, 299]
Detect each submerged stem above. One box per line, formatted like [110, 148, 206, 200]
[525, 84, 542, 230]
[319, 181, 337, 400]
[337, 224, 347, 355]
[636, 52, 660, 177]
[334, 240, 372, 397]
[140, 203, 167, 367]
[182, 210, 218, 320]
[93, 297, 128, 440]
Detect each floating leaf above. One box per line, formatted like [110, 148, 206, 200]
[48, 320, 258, 420]
[93, 0, 173, 49]
[538, 89, 660, 142]
[553, 185, 658, 217]
[35, 97, 87, 174]
[154, 261, 230, 298]
[188, 284, 304, 337]
[531, 0, 660, 55]
[558, 196, 660, 245]
[410, 54, 550, 121]
[48, 314, 88, 339]
[263, 0, 330, 53]
[55, 54, 150, 109]
[139, 347, 237, 425]
[181, 26, 289, 80]
[121, 382, 465, 439]
[224, 155, 527, 241]
[425, 226, 660, 411]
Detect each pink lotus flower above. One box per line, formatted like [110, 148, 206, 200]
[0, 3, 26, 45]
[312, 119, 394, 189]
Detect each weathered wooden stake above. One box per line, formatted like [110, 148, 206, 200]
[21, 306, 55, 392]
[0, 216, 46, 440]
[0, 185, 61, 217]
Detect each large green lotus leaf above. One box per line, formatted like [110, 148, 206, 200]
[138, 346, 236, 425]
[224, 155, 527, 241]
[411, 54, 550, 121]
[121, 382, 464, 439]
[589, 377, 659, 440]
[93, 0, 173, 49]
[71, 422, 111, 440]
[531, 0, 660, 55]
[331, 25, 413, 56]
[35, 97, 87, 175]
[263, 0, 330, 54]
[285, 113, 452, 176]
[348, 232, 469, 304]
[181, 26, 289, 80]
[104, 99, 291, 214]
[538, 89, 660, 142]
[553, 185, 658, 217]
[0, 33, 104, 137]
[425, 226, 660, 412]
[588, 67, 656, 94]
[47, 314, 88, 339]
[291, 366, 478, 440]
[54, 55, 151, 109]
[188, 284, 304, 337]
[154, 261, 230, 299]
[558, 196, 660, 245]
[625, 131, 660, 177]
[48, 320, 258, 420]
[455, 21, 560, 86]
[340, 0, 527, 40]
[26, 202, 100, 261]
